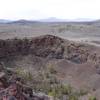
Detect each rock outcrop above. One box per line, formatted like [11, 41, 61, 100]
[0, 35, 64, 59]
[0, 34, 99, 64]
[0, 63, 51, 100]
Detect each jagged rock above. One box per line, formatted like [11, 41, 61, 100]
[0, 35, 94, 64]
[0, 35, 64, 59]
[0, 77, 51, 100]
[0, 72, 5, 78]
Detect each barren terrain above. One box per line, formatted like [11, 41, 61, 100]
[0, 21, 100, 99]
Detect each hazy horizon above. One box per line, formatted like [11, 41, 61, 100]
[0, 0, 100, 20]
[0, 17, 99, 21]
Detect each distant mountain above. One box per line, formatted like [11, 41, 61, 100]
[38, 17, 98, 22]
[8, 19, 38, 25]
[0, 19, 12, 23]
[0, 18, 100, 25]
[38, 17, 100, 26]
[39, 17, 67, 22]
[75, 19, 100, 26]
[89, 19, 100, 26]
[72, 18, 94, 22]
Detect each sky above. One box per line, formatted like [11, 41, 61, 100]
[0, 0, 100, 20]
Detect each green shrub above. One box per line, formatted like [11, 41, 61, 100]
[89, 96, 97, 100]
[79, 89, 88, 96]
[16, 68, 33, 81]
[15, 67, 88, 100]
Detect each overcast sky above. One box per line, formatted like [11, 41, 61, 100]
[0, 0, 100, 20]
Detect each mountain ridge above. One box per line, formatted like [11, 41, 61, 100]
[0, 18, 99, 24]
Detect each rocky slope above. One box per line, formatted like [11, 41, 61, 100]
[0, 35, 100, 99]
[0, 34, 100, 64]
